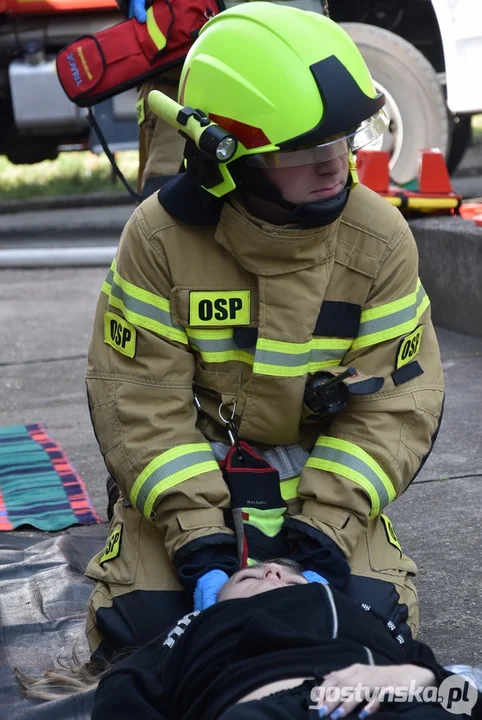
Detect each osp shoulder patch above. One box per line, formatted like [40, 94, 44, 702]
[396, 324, 425, 369]
[189, 291, 251, 326]
[100, 523, 123, 565]
[381, 514, 402, 555]
[104, 311, 136, 358]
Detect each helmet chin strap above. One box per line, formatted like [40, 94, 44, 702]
[229, 158, 353, 229]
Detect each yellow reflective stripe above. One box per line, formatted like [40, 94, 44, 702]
[113, 269, 170, 313]
[146, 6, 167, 50]
[306, 436, 397, 518]
[101, 262, 188, 345]
[130, 443, 219, 518]
[280, 476, 300, 501]
[187, 328, 235, 341]
[106, 294, 188, 345]
[353, 280, 430, 350]
[254, 358, 341, 377]
[361, 280, 423, 323]
[257, 338, 350, 353]
[186, 328, 255, 366]
[242, 507, 286, 537]
[101, 259, 116, 295]
[253, 337, 352, 377]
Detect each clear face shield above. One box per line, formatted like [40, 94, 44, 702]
[246, 108, 390, 169]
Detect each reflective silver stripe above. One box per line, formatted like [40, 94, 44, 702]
[254, 346, 346, 368]
[135, 449, 216, 511]
[358, 284, 427, 338]
[310, 444, 391, 511]
[189, 335, 255, 355]
[364, 646, 375, 665]
[105, 267, 114, 286]
[109, 278, 183, 336]
[262, 445, 309, 480]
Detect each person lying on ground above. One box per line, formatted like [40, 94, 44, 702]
[89, 559, 481, 719]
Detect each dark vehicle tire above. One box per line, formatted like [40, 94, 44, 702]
[341, 23, 449, 186]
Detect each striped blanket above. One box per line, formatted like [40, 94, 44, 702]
[0, 423, 101, 531]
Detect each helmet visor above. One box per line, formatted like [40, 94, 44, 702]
[246, 109, 389, 169]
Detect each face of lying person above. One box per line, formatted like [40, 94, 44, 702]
[217, 561, 308, 601]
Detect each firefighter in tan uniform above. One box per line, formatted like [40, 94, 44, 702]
[85, 3, 444, 663]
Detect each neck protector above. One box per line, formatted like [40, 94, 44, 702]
[158, 162, 351, 229]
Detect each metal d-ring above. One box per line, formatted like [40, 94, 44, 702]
[218, 401, 237, 424]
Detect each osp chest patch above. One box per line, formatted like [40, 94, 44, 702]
[104, 311, 137, 358]
[189, 291, 251, 326]
[396, 325, 424, 369]
[100, 523, 123, 564]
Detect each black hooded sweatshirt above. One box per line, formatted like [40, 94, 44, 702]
[92, 583, 479, 720]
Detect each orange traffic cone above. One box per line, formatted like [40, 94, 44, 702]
[418, 148, 453, 194]
[356, 149, 390, 193]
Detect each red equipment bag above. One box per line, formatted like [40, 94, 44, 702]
[56, 0, 224, 107]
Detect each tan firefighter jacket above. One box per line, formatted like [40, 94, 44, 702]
[86, 183, 444, 568]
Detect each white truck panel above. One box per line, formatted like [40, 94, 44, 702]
[432, 0, 482, 113]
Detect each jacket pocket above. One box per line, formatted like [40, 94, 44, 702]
[193, 364, 242, 407]
[86, 379, 122, 455]
[367, 513, 417, 578]
[176, 507, 228, 533]
[85, 504, 142, 586]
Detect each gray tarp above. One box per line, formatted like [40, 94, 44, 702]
[0, 530, 106, 720]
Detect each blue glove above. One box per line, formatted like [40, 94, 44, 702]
[128, 0, 147, 23]
[302, 570, 328, 585]
[194, 569, 229, 611]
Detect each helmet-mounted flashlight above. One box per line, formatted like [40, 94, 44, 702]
[148, 91, 237, 163]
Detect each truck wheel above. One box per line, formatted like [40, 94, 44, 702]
[341, 23, 449, 186]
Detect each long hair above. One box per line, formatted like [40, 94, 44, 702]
[14, 647, 109, 701]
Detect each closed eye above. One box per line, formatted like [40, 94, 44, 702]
[238, 572, 261, 582]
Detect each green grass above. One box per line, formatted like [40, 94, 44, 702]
[0, 150, 139, 201]
[0, 115, 481, 201]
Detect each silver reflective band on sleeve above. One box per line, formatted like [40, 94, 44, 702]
[102, 259, 188, 345]
[353, 280, 429, 350]
[130, 443, 220, 519]
[306, 436, 397, 517]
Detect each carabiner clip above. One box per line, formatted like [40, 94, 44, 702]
[218, 402, 243, 460]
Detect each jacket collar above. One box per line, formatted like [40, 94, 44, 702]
[214, 194, 339, 276]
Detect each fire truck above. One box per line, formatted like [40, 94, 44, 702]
[1, 0, 481, 185]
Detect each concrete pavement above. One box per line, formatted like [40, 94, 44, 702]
[1, 265, 481, 665]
